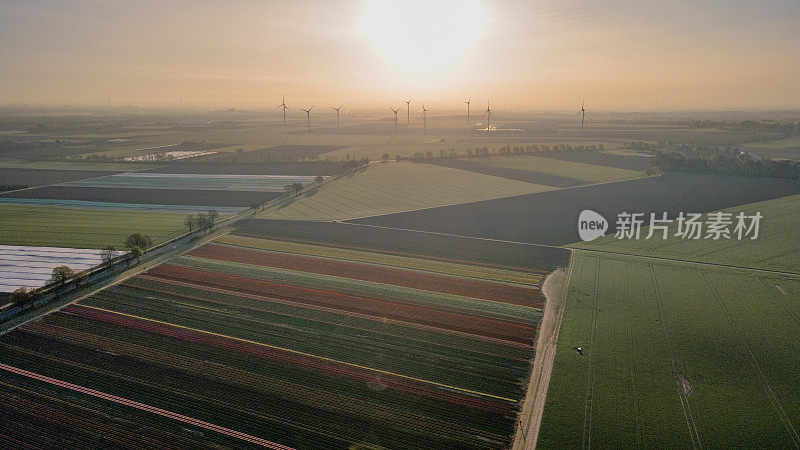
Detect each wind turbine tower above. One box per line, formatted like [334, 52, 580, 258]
[331, 105, 342, 128]
[421, 103, 429, 133]
[300, 106, 313, 132]
[390, 107, 400, 133]
[276, 96, 288, 125]
[578, 99, 586, 133]
[404, 99, 412, 126]
[482, 100, 493, 131]
[465, 98, 471, 126]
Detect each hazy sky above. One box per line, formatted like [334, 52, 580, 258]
[1, 0, 799, 110]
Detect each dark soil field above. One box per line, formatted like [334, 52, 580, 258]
[537, 150, 654, 171]
[0, 168, 119, 190]
[190, 244, 544, 306]
[1, 185, 281, 207]
[352, 173, 800, 246]
[233, 219, 571, 271]
[144, 160, 347, 175]
[430, 159, 584, 187]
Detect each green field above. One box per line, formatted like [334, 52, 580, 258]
[539, 253, 800, 448]
[0, 205, 188, 249]
[257, 161, 554, 220]
[573, 194, 800, 273]
[481, 154, 644, 183]
[539, 193, 800, 447]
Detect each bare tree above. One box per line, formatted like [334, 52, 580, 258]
[185, 215, 196, 232]
[101, 246, 116, 264]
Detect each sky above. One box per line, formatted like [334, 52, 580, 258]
[1, 0, 799, 111]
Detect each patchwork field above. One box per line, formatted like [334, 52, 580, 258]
[257, 161, 554, 221]
[538, 252, 800, 448]
[2, 186, 282, 207]
[233, 219, 572, 270]
[431, 158, 585, 187]
[0, 234, 552, 448]
[354, 173, 800, 246]
[0, 168, 120, 191]
[575, 194, 800, 273]
[0, 198, 244, 214]
[0, 205, 188, 249]
[144, 161, 347, 175]
[0, 245, 123, 292]
[478, 155, 645, 184]
[64, 173, 318, 192]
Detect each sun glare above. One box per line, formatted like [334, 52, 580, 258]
[360, 0, 486, 77]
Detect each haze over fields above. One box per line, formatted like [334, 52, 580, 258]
[1, 0, 799, 110]
[1, 1, 799, 449]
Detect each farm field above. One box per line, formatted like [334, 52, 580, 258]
[0, 160, 156, 171]
[0, 205, 187, 249]
[0, 198, 244, 214]
[536, 150, 654, 170]
[144, 160, 347, 175]
[0, 168, 120, 191]
[64, 173, 318, 192]
[574, 194, 800, 273]
[537, 251, 800, 448]
[0, 234, 550, 448]
[2, 185, 282, 207]
[233, 219, 572, 270]
[257, 161, 554, 221]
[353, 173, 800, 246]
[430, 158, 585, 187]
[0, 245, 123, 292]
[479, 154, 645, 183]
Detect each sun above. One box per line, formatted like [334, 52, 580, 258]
[359, 0, 486, 77]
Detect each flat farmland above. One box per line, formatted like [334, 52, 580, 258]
[479, 154, 645, 184]
[2, 185, 282, 207]
[233, 219, 572, 270]
[144, 160, 347, 175]
[0, 234, 548, 448]
[430, 158, 585, 187]
[257, 161, 554, 221]
[0, 197, 244, 214]
[0, 245, 123, 292]
[533, 150, 654, 171]
[353, 173, 800, 246]
[0, 167, 120, 191]
[0, 205, 187, 249]
[64, 173, 317, 192]
[574, 194, 800, 273]
[537, 252, 800, 448]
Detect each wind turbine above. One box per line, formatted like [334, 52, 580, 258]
[276, 96, 288, 125]
[404, 98, 412, 126]
[578, 99, 586, 133]
[331, 105, 342, 128]
[300, 106, 313, 132]
[421, 102, 429, 132]
[465, 98, 471, 126]
[482, 99, 492, 131]
[390, 107, 400, 133]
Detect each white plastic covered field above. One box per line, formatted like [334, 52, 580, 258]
[0, 245, 122, 292]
